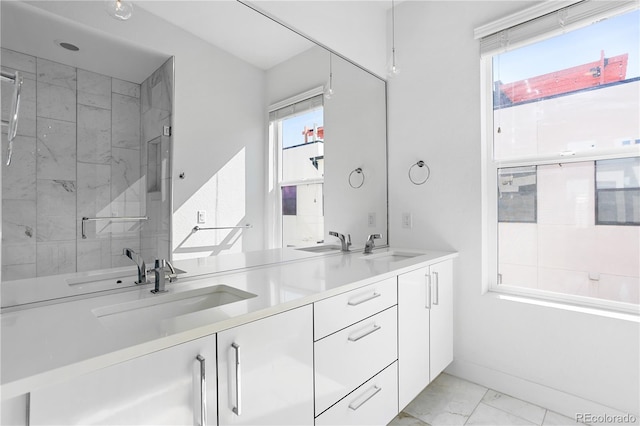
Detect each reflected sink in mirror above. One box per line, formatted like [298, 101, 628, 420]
[295, 245, 342, 253]
[94, 285, 256, 328]
[359, 251, 424, 262]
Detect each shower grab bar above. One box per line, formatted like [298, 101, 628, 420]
[193, 224, 252, 232]
[1, 70, 23, 166]
[82, 216, 148, 239]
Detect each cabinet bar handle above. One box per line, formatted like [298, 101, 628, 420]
[348, 324, 381, 342]
[348, 385, 382, 411]
[433, 271, 440, 306]
[196, 355, 207, 426]
[426, 273, 432, 309]
[232, 343, 241, 416]
[348, 292, 381, 306]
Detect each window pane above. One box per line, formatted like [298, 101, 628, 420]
[498, 166, 537, 223]
[596, 157, 640, 225]
[498, 160, 640, 304]
[281, 183, 324, 248]
[493, 10, 640, 160]
[281, 108, 324, 183]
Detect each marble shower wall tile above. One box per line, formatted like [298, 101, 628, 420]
[77, 105, 111, 164]
[1, 48, 36, 74]
[2, 199, 36, 243]
[2, 134, 36, 200]
[112, 79, 140, 99]
[112, 93, 140, 149]
[2, 264, 36, 280]
[36, 241, 76, 277]
[37, 81, 76, 122]
[77, 239, 112, 272]
[111, 147, 141, 202]
[37, 117, 76, 180]
[77, 163, 111, 239]
[36, 179, 76, 242]
[36, 58, 76, 90]
[141, 58, 172, 115]
[2, 242, 37, 280]
[77, 69, 111, 109]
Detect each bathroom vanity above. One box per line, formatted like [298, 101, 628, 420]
[0, 247, 457, 425]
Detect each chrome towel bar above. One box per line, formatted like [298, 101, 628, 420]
[81, 216, 148, 239]
[193, 224, 252, 232]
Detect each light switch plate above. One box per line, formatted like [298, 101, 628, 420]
[402, 212, 412, 229]
[197, 210, 206, 224]
[368, 212, 376, 227]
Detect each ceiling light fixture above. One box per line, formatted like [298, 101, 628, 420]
[105, 0, 133, 21]
[388, 0, 400, 77]
[324, 53, 335, 100]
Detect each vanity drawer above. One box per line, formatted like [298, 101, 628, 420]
[315, 361, 398, 426]
[314, 276, 397, 340]
[314, 306, 397, 416]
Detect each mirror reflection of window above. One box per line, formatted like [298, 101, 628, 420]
[269, 94, 324, 247]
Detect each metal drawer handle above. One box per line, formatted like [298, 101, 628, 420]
[433, 271, 440, 306]
[425, 273, 432, 309]
[348, 385, 382, 411]
[232, 343, 241, 416]
[348, 324, 381, 342]
[196, 355, 207, 426]
[348, 292, 381, 306]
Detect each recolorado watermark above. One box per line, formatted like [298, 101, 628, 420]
[576, 413, 637, 424]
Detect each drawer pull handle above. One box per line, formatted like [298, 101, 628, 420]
[196, 355, 207, 426]
[348, 292, 381, 306]
[231, 343, 241, 416]
[348, 324, 381, 342]
[433, 271, 440, 305]
[425, 273, 432, 309]
[348, 385, 382, 411]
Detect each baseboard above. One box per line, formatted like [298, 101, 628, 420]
[446, 358, 639, 424]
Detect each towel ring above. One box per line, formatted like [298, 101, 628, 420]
[408, 160, 430, 185]
[349, 167, 365, 189]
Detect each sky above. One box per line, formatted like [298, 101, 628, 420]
[494, 10, 639, 84]
[281, 108, 324, 149]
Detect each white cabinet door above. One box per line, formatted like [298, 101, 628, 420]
[30, 336, 216, 425]
[218, 305, 314, 426]
[398, 267, 430, 410]
[398, 259, 454, 410]
[430, 259, 454, 378]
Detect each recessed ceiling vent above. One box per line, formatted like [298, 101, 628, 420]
[56, 41, 80, 52]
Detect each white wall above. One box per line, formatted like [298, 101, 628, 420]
[387, 0, 639, 417]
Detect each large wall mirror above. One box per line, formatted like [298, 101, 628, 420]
[0, 0, 388, 307]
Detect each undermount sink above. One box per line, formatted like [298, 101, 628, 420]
[360, 250, 424, 262]
[296, 245, 342, 253]
[93, 285, 257, 326]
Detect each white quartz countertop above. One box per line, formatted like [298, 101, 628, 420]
[0, 247, 457, 399]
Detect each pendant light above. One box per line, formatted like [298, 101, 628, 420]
[388, 0, 400, 77]
[105, 0, 133, 21]
[324, 52, 335, 100]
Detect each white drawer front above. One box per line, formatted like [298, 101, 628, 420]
[314, 277, 397, 340]
[314, 306, 397, 416]
[315, 361, 398, 426]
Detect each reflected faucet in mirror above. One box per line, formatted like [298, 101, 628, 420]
[123, 248, 147, 284]
[363, 234, 382, 254]
[329, 231, 352, 252]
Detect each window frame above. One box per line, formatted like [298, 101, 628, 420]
[479, 3, 640, 314]
[267, 87, 325, 249]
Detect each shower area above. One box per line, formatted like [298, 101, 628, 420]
[1, 48, 174, 280]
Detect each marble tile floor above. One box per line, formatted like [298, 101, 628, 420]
[389, 373, 582, 426]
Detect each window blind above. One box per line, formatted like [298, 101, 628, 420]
[478, 0, 639, 57]
[269, 92, 323, 122]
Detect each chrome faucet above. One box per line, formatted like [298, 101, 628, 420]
[329, 231, 352, 252]
[151, 259, 177, 294]
[123, 248, 147, 284]
[363, 233, 382, 254]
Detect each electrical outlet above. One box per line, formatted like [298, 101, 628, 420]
[368, 212, 376, 227]
[197, 210, 206, 224]
[163, 125, 172, 137]
[402, 212, 412, 229]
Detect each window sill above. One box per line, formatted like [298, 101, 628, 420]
[487, 287, 640, 323]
